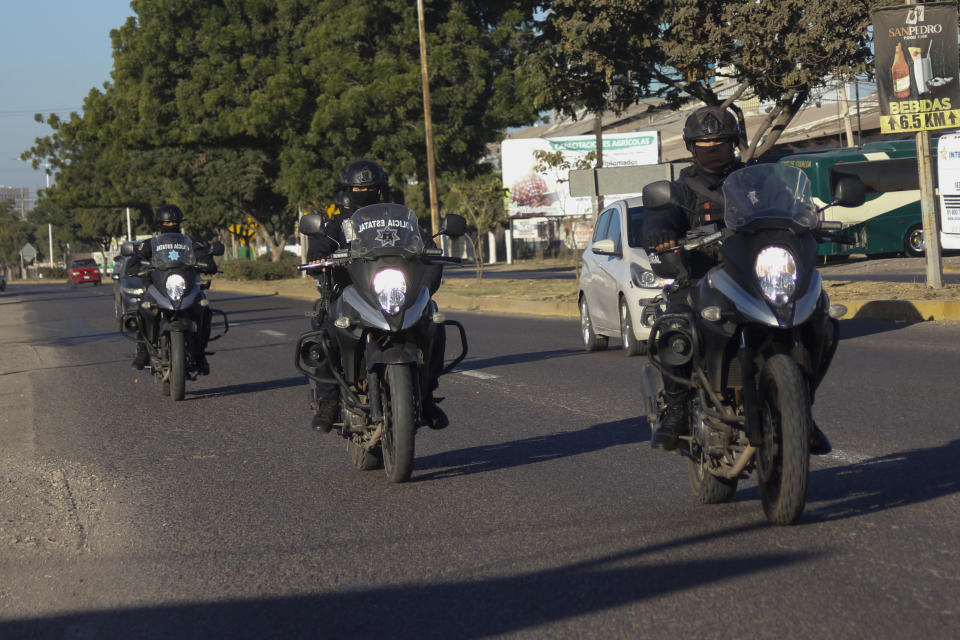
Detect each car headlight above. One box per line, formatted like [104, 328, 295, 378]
[630, 263, 660, 288]
[166, 274, 187, 304]
[372, 268, 406, 314]
[755, 246, 797, 305]
[122, 286, 145, 296]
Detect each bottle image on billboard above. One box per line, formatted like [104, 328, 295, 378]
[892, 42, 911, 98]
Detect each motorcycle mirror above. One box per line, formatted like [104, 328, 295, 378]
[833, 175, 866, 208]
[641, 181, 674, 210]
[439, 213, 467, 237]
[120, 242, 135, 257]
[299, 213, 327, 236]
[209, 241, 225, 256]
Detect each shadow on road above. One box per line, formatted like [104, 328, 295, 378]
[0, 522, 804, 640]
[414, 417, 646, 481]
[458, 348, 583, 371]
[186, 376, 307, 399]
[733, 438, 960, 523]
[837, 317, 917, 339]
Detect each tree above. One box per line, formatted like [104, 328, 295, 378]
[24, 0, 543, 261]
[651, 0, 874, 160]
[0, 201, 37, 277]
[443, 170, 510, 278]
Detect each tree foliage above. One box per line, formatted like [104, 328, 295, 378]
[24, 0, 541, 260]
[0, 201, 37, 272]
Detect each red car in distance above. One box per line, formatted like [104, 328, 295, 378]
[67, 258, 102, 288]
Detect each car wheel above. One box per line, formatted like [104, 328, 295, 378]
[580, 297, 608, 352]
[619, 299, 645, 356]
[904, 224, 924, 257]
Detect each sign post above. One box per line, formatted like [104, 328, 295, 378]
[872, 1, 959, 288]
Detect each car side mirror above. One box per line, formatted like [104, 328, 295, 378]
[591, 238, 619, 256]
[834, 175, 866, 208]
[209, 241, 225, 256]
[439, 213, 467, 237]
[120, 242, 135, 257]
[299, 213, 327, 236]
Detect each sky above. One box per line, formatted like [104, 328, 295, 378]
[0, 0, 135, 192]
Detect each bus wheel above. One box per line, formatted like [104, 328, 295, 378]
[904, 224, 925, 257]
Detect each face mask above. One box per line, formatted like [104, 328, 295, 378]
[693, 142, 735, 174]
[351, 188, 380, 208]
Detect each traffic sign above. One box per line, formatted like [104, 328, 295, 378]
[19, 243, 37, 262]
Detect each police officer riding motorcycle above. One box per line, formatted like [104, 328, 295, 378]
[642, 106, 832, 456]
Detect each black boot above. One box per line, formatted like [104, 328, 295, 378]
[810, 421, 832, 456]
[311, 386, 340, 433]
[651, 391, 690, 452]
[196, 352, 210, 376]
[132, 343, 149, 370]
[422, 396, 448, 430]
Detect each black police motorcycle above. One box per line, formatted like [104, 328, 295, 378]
[120, 233, 228, 401]
[295, 204, 468, 483]
[639, 163, 865, 525]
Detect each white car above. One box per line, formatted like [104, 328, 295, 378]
[578, 196, 669, 355]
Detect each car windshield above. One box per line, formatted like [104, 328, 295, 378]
[149, 232, 197, 268]
[346, 204, 426, 258]
[72, 259, 97, 268]
[722, 164, 820, 232]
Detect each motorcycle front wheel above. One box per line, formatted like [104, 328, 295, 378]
[687, 450, 738, 504]
[381, 363, 416, 483]
[169, 331, 186, 401]
[757, 354, 810, 525]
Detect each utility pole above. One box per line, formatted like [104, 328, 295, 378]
[417, 0, 440, 235]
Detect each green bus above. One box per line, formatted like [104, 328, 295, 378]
[778, 140, 931, 258]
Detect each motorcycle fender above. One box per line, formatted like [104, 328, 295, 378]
[160, 317, 195, 333]
[365, 340, 419, 371]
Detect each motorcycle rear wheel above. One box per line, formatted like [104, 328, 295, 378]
[381, 363, 416, 483]
[687, 451, 738, 504]
[169, 331, 186, 401]
[757, 354, 810, 525]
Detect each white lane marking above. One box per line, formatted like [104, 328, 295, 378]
[259, 329, 286, 337]
[456, 369, 498, 380]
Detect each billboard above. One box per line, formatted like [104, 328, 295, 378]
[873, 2, 960, 134]
[502, 131, 658, 218]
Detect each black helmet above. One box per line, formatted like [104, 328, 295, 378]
[682, 106, 739, 149]
[155, 204, 184, 231]
[339, 159, 388, 208]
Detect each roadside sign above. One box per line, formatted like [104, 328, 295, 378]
[873, 2, 960, 134]
[19, 243, 37, 263]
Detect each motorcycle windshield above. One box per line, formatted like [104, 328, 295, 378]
[347, 204, 426, 258]
[722, 164, 820, 232]
[150, 233, 197, 268]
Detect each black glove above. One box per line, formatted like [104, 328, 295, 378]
[644, 228, 679, 252]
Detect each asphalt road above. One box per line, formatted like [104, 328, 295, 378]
[1, 281, 959, 639]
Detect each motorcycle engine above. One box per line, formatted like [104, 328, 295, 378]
[691, 396, 730, 457]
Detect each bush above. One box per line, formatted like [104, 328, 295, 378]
[38, 266, 67, 279]
[218, 253, 298, 280]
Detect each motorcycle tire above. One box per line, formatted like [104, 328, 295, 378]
[170, 331, 186, 401]
[757, 354, 810, 525]
[381, 363, 416, 483]
[687, 452, 738, 504]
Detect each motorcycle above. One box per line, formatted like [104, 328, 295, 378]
[120, 233, 228, 401]
[639, 163, 865, 525]
[295, 204, 469, 483]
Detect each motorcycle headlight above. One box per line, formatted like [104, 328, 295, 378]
[166, 273, 187, 304]
[372, 268, 406, 314]
[755, 246, 797, 305]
